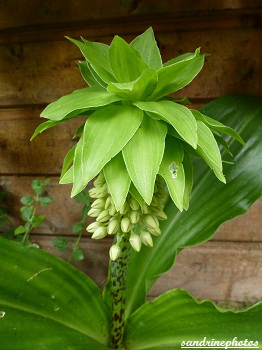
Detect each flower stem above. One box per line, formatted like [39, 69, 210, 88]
[110, 234, 131, 349]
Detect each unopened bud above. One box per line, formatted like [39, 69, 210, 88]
[151, 196, 160, 207]
[121, 216, 131, 232]
[143, 214, 159, 229]
[86, 221, 102, 233]
[140, 231, 153, 247]
[147, 225, 161, 236]
[93, 172, 105, 187]
[89, 187, 107, 198]
[129, 231, 141, 252]
[105, 196, 112, 209]
[107, 219, 120, 235]
[119, 202, 129, 215]
[154, 210, 167, 220]
[129, 210, 140, 224]
[91, 198, 106, 209]
[141, 202, 150, 214]
[88, 207, 102, 218]
[108, 203, 117, 216]
[129, 197, 140, 211]
[109, 244, 121, 261]
[91, 226, 107, 239]
[96, 209, 110, 223]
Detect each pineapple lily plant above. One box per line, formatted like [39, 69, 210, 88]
[1, 28, 262, 349]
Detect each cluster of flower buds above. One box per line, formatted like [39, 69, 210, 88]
[86, 172, 168, 260]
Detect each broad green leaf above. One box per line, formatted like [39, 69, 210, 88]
[41, 87, 120, 121]
[196, 120, 226, 183]
[0, 237, 111, 349]
[131, 27, 162, 70]
[77, 60, 101, 87]
[192, 109, 245, 146]
[159, 136, 185, 211]
[108, 35, 148, 83]
[122, 114, 167, 204]
[135, 100, 198, 148]
[182, 152, 193, 210]
[60, 165, 73, 184]
[67, 37, 116, 84]
[124, 289, 262, 350]
[129, 183, 144, 207]
[148, 48, 206, 101]
[103, 152, 131, 211]
[123, 94, 262, 317]
[107, 69, 158, 102]
[72, 105, 143, 196]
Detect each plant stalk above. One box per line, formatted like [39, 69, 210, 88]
[110, 234, 131, 349]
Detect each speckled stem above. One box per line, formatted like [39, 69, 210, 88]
[110, 234, 131, 349]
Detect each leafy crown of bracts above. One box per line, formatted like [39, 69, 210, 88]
[31, 28, 244, 256]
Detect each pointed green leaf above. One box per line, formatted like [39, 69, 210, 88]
[183, 152, 193, 210]
[108, 35, 148, 83]
[41, 87, 120, 121]
[129, 183, 144, 207]
[122, 114, 167, 204]
[192, 109, 245, 146]
[77, 60, 101, 87]
[125, 289, 262, 350]
[103, 152, 131, 211]
[61, 144, 76, 178]
[67, 37, 116, 84]
[148, 48, 206, 101]
[159, 136, 185, 211]
[123, 94, 262, 318]
[131, 27, 162, 70]
[0, 237, 111, 349]
[196, 120, 226, 183]
[163, 52, 195, 67]
[30, 120, 63, 140]
[72, 105, 143, 196]
[107, 69, 158, 102]
[135, 100, 198, 148]
[60, 166, 73, 184]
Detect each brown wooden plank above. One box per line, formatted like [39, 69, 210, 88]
[34, 236, 262, 302]
[0, 27, 261, 106]
[1, 176, 261, 242]
[1, 0, 261, 31]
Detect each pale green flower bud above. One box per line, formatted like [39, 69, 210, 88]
[147, 225, 161, 236]
[141, 202, 150, 214]
[108, 203, 117, 216]
[140, 231, 153, 247]
[129, 197, 140, 211]
[129, 209, 140, 224]
[119, 202, 129, 215]
[91, 198, 106, 209]
[88, 207, 102, 218]
[105, 196, 112, 209]
[143, 214, 159, 229]
[89, 187, 107, 198]
[97, 209, 110, 223]
[107, 219, 120, 235]
[154, 210, 167, 220]
[109, 243, 121, 261]
[151, 196, 160, 207]
[93, 172, 105, 187]
[91, 226, 107, 239]
[121, 216, 131, 232]
[86, 221, 102, 233]
[129, 231, 141, 252]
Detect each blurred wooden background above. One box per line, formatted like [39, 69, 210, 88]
[0, 0, 261, 305]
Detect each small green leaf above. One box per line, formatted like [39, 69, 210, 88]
[77, 60, 101, 87]
[131, 27, 162, 70]
[21, 207, 32, 221]
[52, 236, 68, 251]
[31, 179, 44, 195]
[71, 248, 85, 262]
[159, 136, 185, 211]
[39, 196, 52, 207]
[41, 87, 120, 121]
[60, 166, 73, 184]
[72, 222, 84, 234]
[148, 48, 206, 101]
[67, 37, 116, 84]
[135, 100, 198, 148]
[14, 225, 26, 235]
[20, 196, 35, 206]
[74, 190, 91, 205]
[103, 152, 131, 211]
[122, 114, 167, 204]
[30, 120, 64, 140]
[196, 120, 226, 183]
[32, 214, 45, 228]
[61, 145, 76, 178]
[109, 35, 148, 83]
[72, 105, 143, 196]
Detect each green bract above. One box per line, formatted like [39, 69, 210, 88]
[32, 27, 244, 212]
